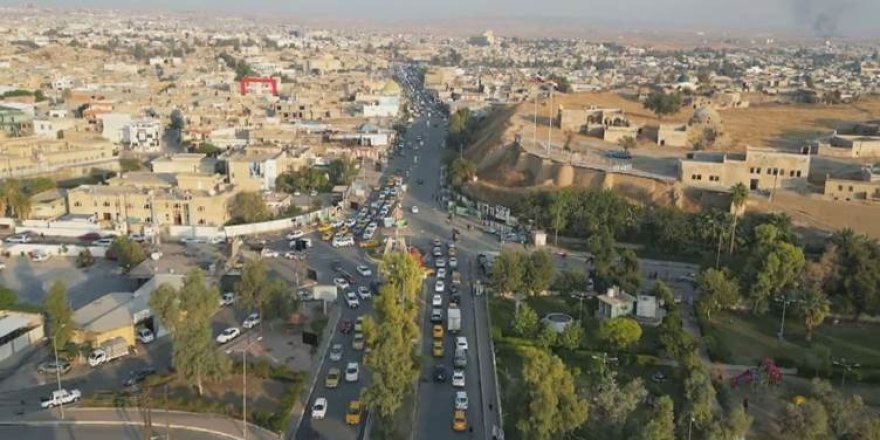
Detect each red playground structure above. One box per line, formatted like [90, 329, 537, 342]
[730, 358, 783, 388]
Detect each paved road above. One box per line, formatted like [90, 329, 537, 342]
[0, 424, 225, 440]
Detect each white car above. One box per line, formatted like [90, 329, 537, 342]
[435, 280, 445, 293]
[91, 237, 114, 247]
[220, 292, 235, 307]
[329, 344, 344, 362]
[283, 251, 303, 260]
[216, 327, 241, 344]
[30, 250, 50, 262]
[454, 391, 469, 410]
[345, 362, 359, 382]
[452, 370, 465, 388]
[411, 205, 419, 214]
[357, 286, 372, 300]
[260, 248, 280, 258]
[334, 277, 350, 290]
[432, 247, 443, 257]
[332, 236, 355, 248]
[242, 313, 261, 329]
[449, 257, 458, 269]
[137, 328, 155, 344]
[456, 336, 469, 351]
[432, 294, 442, 307]
[286, 230, 304, 240]
[435, 258, 446, 268]
[436, 268, 447, 279]
[356, 265, 372, 277]
[5, 234, 31, 243]
[345, 291, 360, 308]
[0, 261, 5, 271]
[311, 397, 328, 419]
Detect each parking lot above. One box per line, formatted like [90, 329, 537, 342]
[0, 255, 130, 309]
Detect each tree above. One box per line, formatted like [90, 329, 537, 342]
[76, 249, 95, 268]
[778, 401, 829, 440]
[549, 189, 575, 245]
[746, 224, 806, 313]
[448, 157, 476, 187]
[195, 142, 222, 156]
[169, 109, 185, 131]
[705, 406, 753, 440]
[491, 249, 526, 295]
[683, 368, 717, 427]
[598, 317, 642, 353]
[516, 347, 589, 440]
[634, 395, 675, 440]
[793, 287, 830, 341]
[228, 191, 272, 224]
[618, 136, 637, 154]
[584, 372, 647, 439]
[553, 269, 589, 295]
[328, 157, 358, 186]
[0, 285, 18, 309]
[44, 281, 74, 350]
[651, 281, 676, 308]
[612, 249, 642, 294]
[119, 158, 144, 172]
[558, 321, 585, 351]
[0, 179, 32, 220]
[110, 236, 146, 273]
[696, 269, 741, 319]
[829, 229, 880, 319]
[235, 260, 283, 319]
[644, 90, 683, 118]
[512, 302, 539, 337]
[149, 270, 230, 395]
[524, 250, 555, 295]
[588, 227, 616, 289]
[728, 183, 748, 254]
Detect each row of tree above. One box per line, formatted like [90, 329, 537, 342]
[275, 157, 359, 195]
[0, 178, 57, 220]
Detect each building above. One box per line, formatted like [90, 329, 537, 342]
[150, 154, 216, 175]
[97, 113, 132, 144]
[0, 105, 34, 137]
[33, 118, 75, 139]
[595, 286, 636, 320]
[556, 105, 635, 142]
[657, 124, 689, 147]
[817, 133, 880, 159]
[824, 165, 880, 203]
[0, 137, 118, 179]
[679, 146, 811, 191]
[0, 311, 44, 363]
[123, 119, 162, 152]
[239, 77, 278, 96]
[29, 188, 68, 220]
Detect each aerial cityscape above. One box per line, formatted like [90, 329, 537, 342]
[0, 2, 879, 440]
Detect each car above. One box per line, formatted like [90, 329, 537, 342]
[433, 365, 448, 382]
[432, 247, 443, 258]
[345, 362, 359, 382]
[344, 291, 360, 308]
[352, 329, 366, 349]
[448, 257, 458, 268]
[432, 294, 442, 307]
[447, 247, 456, 257]
[435, 280, 445, 293]
[283, 251, 303, 260]
[137, 327, 155, 344]
[436, 267, 447, 279]
[5, 234, 31, 243]
[333, 277, 350, 290]
[311, 397, 328, 419]
[431, 308, 443, 323]
[331, 261, 344, 272]
[30, 250, 50, 262]
[180, 237, 207, 245]
[606, 150, 633, 160]
[91, 237, 115, 247]
[452, 409, 468, 432]
[356, 286, 372, 300]
[216, 327, 241, 344]
[454, 391, 469, 410]
[651, 371, 668, 383]
[123, 367, 157, 387]
[456, 336, 468, 351]
[338, 319, 354, 334]
[79, 232, 102, 242]
[325, 368, 341, 388]
[260, 248, 279, 258]
[432, 238, 442, 247]
[219, 292, 235, 307]
[450, 293, 462, 305]
[346, 400, 363, 425]
[242, 313, 261, 329]
[452, 370, 465, 387]
[356, 265, 372, 277]
[286, 230, 304, 240]
[432, 324, 444, 339]
[37, 360, 71, 375]
[321, 231, 334, 241]
[328, 343, 344, 361]
[435, 258, 447, 268]
[432, 340, 444, 357]
[411, 205, 419, 214]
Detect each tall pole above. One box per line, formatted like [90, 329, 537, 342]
[547, 88, 553, 154]
[53, 324, 67, 420]
[243, 347, 248, 440]
[533, 93, 537, 150]
[778, 297, 788, 340]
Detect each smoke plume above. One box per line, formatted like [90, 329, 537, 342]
[791, 0, 860, 38]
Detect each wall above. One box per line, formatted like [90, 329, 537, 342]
[223, 207, 335, 237]
[17, 218, 104, 238]
[2, 244, 107, 258]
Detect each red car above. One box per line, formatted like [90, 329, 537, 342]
[338, 320, 354, 334]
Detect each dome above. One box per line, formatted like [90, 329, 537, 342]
[690, 106, 721, 125]
[380, 80, 401, 95]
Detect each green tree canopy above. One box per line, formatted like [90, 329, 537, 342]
[696, 268, 741, 319]
[598, 317, 642, 353]
[228, 191, 273, 224]
[635, 395, 675, 440]
[110, 236, 146, 273]
[328, 157, 358, 186]
[492, 249, 526, 294]
[512, 302, 539, 337]
[644, 90, 683, 118]
[524, 250, 555, 295]
[516, 347, 590, 440]
[44, 281, 74, 350]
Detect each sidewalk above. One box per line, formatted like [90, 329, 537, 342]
[4, 407, 278, 440]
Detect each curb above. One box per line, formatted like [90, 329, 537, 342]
[0, 419, 254, 440]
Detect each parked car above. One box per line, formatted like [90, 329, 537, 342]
[260, 248, 280, 258]
[285, 230, 304, 240]
[242, 313, 261, 329]
[5, 234, 31, 243]
[123, 367, 157, 387]
[215, 327, 241, 344]
[37, 360, 71, 375]
[356, 265, 372, 277]
[91, 237, 115, 247]
[137, 327, 155, 344]
[30, 250, 50, 262]
[219, 292, 235, 307]
[311, 397, 328, 419]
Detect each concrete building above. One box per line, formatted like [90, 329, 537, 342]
[0, 311, 44, 363]
[657, 124, 689, 147]
[0, 105, 34, 137]
[595, 286, 636, 320]
[679, 146, 811, 191]
[150, 154, 216, 175]
[556, 105, 636, 142]
[33, 118, 75, 139]
[123, 118, 162, 152]
[824, 165, 880, 203]
[818, 133, 880, 159]
[29, 189, 68, 220]
[0, 137, 118, 179]
[97, 113, 132, 144]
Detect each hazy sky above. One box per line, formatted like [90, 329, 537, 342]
[23, 0, 880, 37]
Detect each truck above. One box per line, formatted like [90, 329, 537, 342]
[447, 305, 461, 333]
[40, 388, 81, 409]
[88, 337, 131, 367]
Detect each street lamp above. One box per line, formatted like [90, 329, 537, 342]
[833, 358, 860, 388]
[230, 335, 263, 440]
[52, 323, 67, 420]
[775, 294, 799, 341]
[687, 415, 695, 440]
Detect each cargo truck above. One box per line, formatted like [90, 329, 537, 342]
[88, 337, 131, 367]
[447, 305, 461, 333]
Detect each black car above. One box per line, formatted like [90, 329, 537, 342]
[450, 293, 462, 305]
[433, 365, 448, 383]
[331, 261, 343, 272]
[123, 367, 157, 387]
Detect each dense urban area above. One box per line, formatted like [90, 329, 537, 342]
[0, 4, 879, 440]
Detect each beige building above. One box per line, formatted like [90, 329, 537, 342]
[557, 105, 635, 142]
[225, 146, 308, 192]
[657, 124, 689, 147]
[150, 153, 216, 175]
[824, 165, 880, 202]
[817, 134, 880, 159]
[29, 189, 68, 220]
[0, 136, 118, 179]
[679, 147, 811, 191]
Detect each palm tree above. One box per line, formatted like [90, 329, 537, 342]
[728, 183, 748, 254]
[794, 287, 830, 342]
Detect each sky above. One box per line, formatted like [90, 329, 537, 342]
[22, 0, 880, 38]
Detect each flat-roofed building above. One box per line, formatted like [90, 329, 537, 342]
[0, 137, 118, 179]
[679, 146, 811, 191]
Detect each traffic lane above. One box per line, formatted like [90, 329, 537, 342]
[0, 424, 230, 440]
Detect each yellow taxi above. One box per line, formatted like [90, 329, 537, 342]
[318, 223, 333, 233]
[432, 324, 444, 339]
[325, 368, 340, 388]
[432, 339, 444, 357]
[346, 400, 363, 425]
[322, 231, 334, 241]
[452, 409, 467, 431]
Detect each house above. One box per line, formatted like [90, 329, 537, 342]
[679, 146, 811, 191]
[657, 124, 688, 147]
[595, 286, 636, 320]
[824, 164, 880, 203]
[29, 188, 68, 220]
[0, 105, 34, 137]
[636, 295, 662, 320]
[556, 104, 637, 142]
[0, 311, 44, 363]
[123, 118, 162, 153]
[817, 133, 880, 159]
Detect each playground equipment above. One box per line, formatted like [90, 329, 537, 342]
[730, 358, 783, 388]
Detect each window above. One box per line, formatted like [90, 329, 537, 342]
[197, 206, 205, 212]
[849, 186, 854, 192]
[198, 219, 206, 225]
[697, 174, 702, 180]
[839, 185, 844, 191]
[144, 204, 151, 209]
[103, 201, 111, 207]
[789, 170, 795, 177]
[756, 168, 762, 174]
[796, 171, 802, 177]
[74, 201, 81, 207]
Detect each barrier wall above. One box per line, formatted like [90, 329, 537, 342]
[3, 244, 107, 258]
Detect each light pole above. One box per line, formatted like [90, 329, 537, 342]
[52, 323, 67, 420]
[235, 335, 263, 440]
[833, 358, 860, 388]
[776, 294, 797, 341]
[687, 415, 695, 440]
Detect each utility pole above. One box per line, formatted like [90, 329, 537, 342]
[547, 88, 553, 154]
[833, 358, 860, 387]
[238, 335, 263, 440]
[52, 324, 67, 420]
